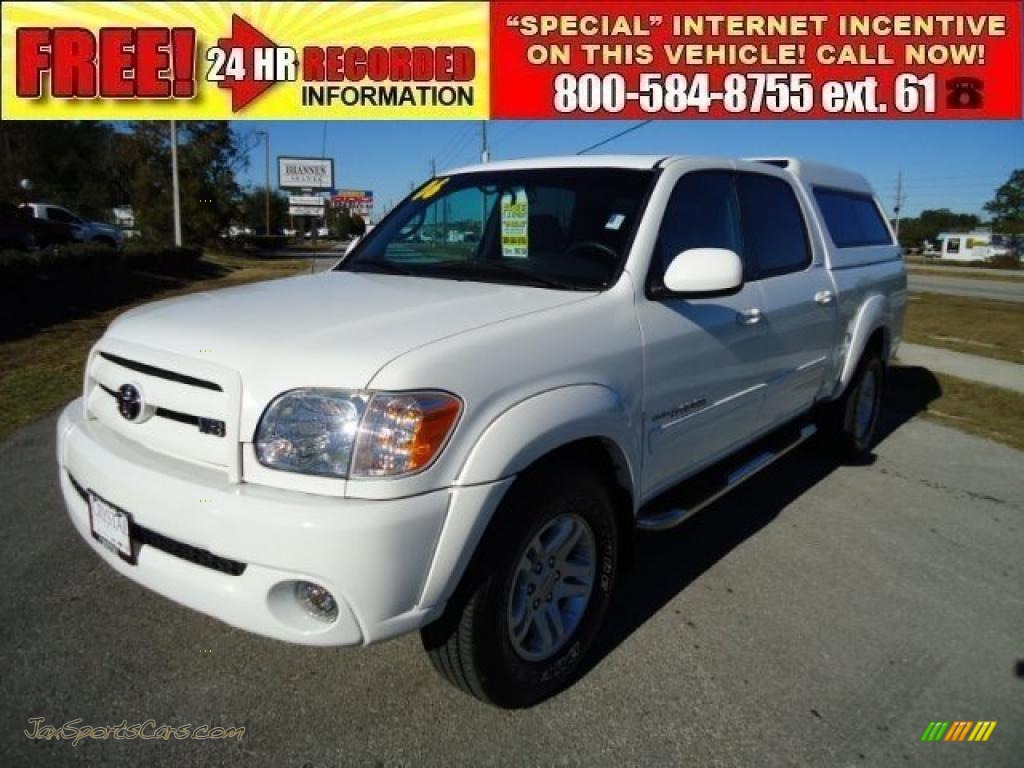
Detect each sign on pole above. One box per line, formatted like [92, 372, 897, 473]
[278, 157, 334, 190]
[287, 194, 325, 217]
[288, 204, 325, 216]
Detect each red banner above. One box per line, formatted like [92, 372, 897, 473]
[491, 1, 1022, 119]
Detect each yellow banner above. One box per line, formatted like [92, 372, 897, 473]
[1, 1, 489, 119]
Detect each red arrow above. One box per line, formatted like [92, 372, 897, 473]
[215, 14, 280, 112]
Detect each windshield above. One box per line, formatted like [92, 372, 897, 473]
[338, 168, 655, 290]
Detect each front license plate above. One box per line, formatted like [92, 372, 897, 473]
[88, 492, 135, 564]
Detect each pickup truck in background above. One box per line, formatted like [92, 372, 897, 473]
[0, 201, 38, 250]
[57, 155, 905, 708]
[21, 202, 124, 249]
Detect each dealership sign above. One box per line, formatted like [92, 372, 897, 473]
[287, 193, 325, 217]
[331, 189, 374, 214]
[288, 205, 325, 216]
[279, 157, 334, 190]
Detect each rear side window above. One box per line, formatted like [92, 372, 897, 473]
[814, 188, 893, 248]
[735, 174, 811, 278]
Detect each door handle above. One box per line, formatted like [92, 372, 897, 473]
[814, 290, 835, 306]
[736, 308, 763, 326]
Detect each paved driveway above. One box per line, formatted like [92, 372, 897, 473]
[2, 392, 1022, 766]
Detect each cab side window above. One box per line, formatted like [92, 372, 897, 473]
[46, 207, 76, 223]
[735, 174, 811, 279]
[652, 171, 742, 288]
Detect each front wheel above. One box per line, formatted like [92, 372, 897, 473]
[421, 462, 620, 708]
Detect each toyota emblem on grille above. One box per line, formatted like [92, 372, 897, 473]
[116, 383, 148, 422]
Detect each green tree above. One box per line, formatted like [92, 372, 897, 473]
[984, 169, 1024, 235]
[326, 206, 354, 238]
[238, 187, 288, 234]
[0, 122, 132, 219]
[897, 208, 981, 248]
[128, 121, 245, 244]
[350, 212, 367, 237]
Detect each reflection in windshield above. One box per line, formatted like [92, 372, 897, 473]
[339, 168, 655, 291]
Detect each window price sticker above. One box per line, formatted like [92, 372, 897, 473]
[490, 1, 1022, 119]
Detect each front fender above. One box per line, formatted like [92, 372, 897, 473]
[455, 384, 640, 490]
[415, 385, 639, 610]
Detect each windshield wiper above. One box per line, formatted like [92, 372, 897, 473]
[425, 260, 591, 291]
[347, 259, 415, 276]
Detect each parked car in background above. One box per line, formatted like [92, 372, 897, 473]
[0, 201, 39, 251]
[20, 203, 124, 249]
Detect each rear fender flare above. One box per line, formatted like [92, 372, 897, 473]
[837, 294, 890, 395]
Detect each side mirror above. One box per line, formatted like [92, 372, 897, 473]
[662, 248, 743, 296]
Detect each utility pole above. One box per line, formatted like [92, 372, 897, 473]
[254, 130, 270, 236]
[170, 120, 182, 246]
[893, 171, 906, 242]
[480, 121, 490, 163]
[430, 159, 438, 247]
[263, 132, 270, 236]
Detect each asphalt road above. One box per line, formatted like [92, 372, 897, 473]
[2, 395, 1022, 767]
[907, 273, 1024, 303]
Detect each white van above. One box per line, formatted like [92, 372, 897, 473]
[936, 231, 1012, 262]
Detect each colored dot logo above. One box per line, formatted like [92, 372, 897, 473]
[921, 721, 997, 742]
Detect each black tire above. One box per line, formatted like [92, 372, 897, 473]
[819, 349, 885, 458]
[421, 461, 620, 708]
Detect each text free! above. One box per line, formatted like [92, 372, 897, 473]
[16, 28, 197, 98]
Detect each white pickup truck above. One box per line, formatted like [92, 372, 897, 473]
[57, 155, 905, 707]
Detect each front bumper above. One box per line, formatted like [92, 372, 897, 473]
[56, 398, 458, 646]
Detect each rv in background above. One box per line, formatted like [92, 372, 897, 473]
[934, 231, 1016, 262]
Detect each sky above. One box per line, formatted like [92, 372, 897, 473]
[235, 120, 1024, 221]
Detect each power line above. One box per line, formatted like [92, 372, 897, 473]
[489, 120, 539, 148]
[435, 124, 476, 170]
[434, 124, 470, 167]
[886, 173, 1008, 183]
[887, 180, 1005, 189]
[576, 120, 653, 155]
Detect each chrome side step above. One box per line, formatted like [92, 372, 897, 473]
[636, 422, 816, 532]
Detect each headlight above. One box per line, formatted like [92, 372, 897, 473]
[255, 389, 366, 477]
[255, 389, 461, 479]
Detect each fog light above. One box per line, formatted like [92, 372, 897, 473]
[295, 581, 338, 622]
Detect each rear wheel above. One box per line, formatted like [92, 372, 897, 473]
[421, 462, 619, 708]
[820, 349, 884, 457]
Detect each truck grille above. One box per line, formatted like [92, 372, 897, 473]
[85, 344, 242, 480]
[98, 351, 223, 391]
[67, 472, 246, 576]
[97, 384, 226, 437]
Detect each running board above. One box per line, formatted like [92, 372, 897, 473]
[636, 422, 817, 532]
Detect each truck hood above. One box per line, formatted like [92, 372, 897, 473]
[105, 271, 590, 396]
